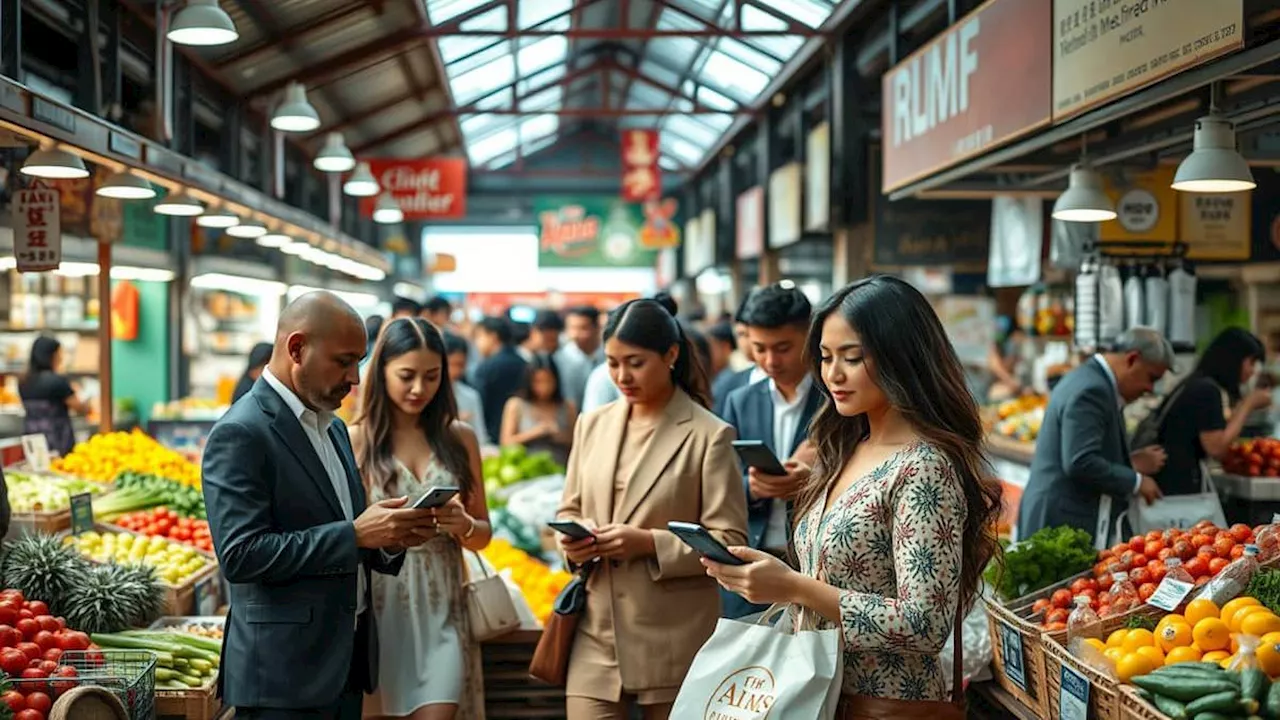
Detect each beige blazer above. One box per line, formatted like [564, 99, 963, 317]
[558, 389, 748, 691]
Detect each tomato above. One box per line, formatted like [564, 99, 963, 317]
[16, 708, 45, 720]
[1031, 599, 1050, 616]
[1130, 536, 1146, 553]
[1174, 540, 1194, 560]
[1157, 547, 1175, 561]
[0, 625, 22, 649]
[29, 632, 55, 652]
[1079, 588, 1098, 602]
[1144, 540, 1165, 557]
[1098, 574, 1114, 592]
[1046, 608, 1069, 625]
[1051, 589, 1073, 609]
[24, 602, 46, 618]
[1232, 544, 1246, 560]
[1145, 530, 1164, 543]
[17, 643, 42, 662]
[56, 632, 88, 652]
[1148, 561, 1167, 584]
[24, 692, 50, 715]
[1209, 557, 1229, 575]
[1185, 556, 1209, 578]
[14, 620, 38, 640]
[34, 617, 57, 634]
[1129, 567, 1151, 585]
[21, 668, 48, 680]
[1199, 544, 1219, 558]
[0, 691, 22, 712]
[1139, 583, 1158, 601]
[40, 649, 61, 663]
[1130, 554, 1149, 569]
[0, 648, 27, 675]
[1069, 578, 1091, 595]
[0, 592, 26, 606]
[1214, 537, 1237, 558]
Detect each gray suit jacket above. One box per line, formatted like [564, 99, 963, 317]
[203, 379, 404, 710]
[1017, 360, 1136, 545]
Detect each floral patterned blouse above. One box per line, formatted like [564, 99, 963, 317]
[792, 440, 966, 701]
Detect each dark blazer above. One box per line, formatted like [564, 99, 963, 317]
[473, 345, 529, 443]
[719, 378, 821, 618]
[202, 379, 404, 711]
[712, 367, 754, 418]
[1017, 359, 1135, 546]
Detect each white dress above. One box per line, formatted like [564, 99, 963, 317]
[363, 458, 485, 719]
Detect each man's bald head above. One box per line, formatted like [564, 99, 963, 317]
[271, 291, 367, 412]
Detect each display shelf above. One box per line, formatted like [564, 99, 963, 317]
[482, 630, 566, 720]
[969, 681, 1043, 720]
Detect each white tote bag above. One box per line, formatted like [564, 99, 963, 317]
[671, 604, 843, 719]
[1128, 461, 1227, 534]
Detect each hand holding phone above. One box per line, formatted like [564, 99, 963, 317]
[667, 521, 746, 566]
[548, 520, 595, 541]
[731, 440, 788, 477]
[411, 486, 460, 510]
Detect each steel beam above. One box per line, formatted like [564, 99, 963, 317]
[829, 28, 869, 227]
[216, 1, 373, 68]
[855, 0, 946, 75]
[1, 0, 21, 79]
[311, 91, 421, 137]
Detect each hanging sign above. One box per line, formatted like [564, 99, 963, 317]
[639, 197, 681, 249]
[620, 129, 661, 202]
[534, 197, 659, 268]
[768, 162, 802, 249]
[357, 158, 467, 220]
[1181, 191, 1251, 261]
[13, 181, 63, 273]
[736, 186, 765, 260]
[1100, 166, 1178, 245]
[805, 123, 831, 231]
[880, 0, 1053, 193]
[1052, 0, 1244, 121]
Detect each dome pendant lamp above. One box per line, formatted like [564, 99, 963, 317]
[1053, 163, 1117, 223]
[314, 133, 356, 173]
[1172, 112, 1255, 193]
[373, 193, 404, 224]
[271, 83, 320, 133]
[343, 162, 380, 197]
[20, 146, 89, 179]
[167, 0, 239, 47]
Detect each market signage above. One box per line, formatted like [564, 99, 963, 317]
[736, 186, 764, 260]
[534, 197, 665, 268]
[12, 180, 63, 273]
[358, 158, 467, 220]
[1180, 191, 1251, 261]
[880, 0, 1053, 193]
[769, 162, 802, 249]
[1052, 0, 1244, 121]
[1100, 166, 1177, 245]
[873, 197, 990, 267]
[620, 129, 661, 202]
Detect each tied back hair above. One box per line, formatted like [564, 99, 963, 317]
[795, 275, 1003, 616]
[354, 317, 475, 500]
[604, 298, 711, 408]
[22, 336, 61, 388]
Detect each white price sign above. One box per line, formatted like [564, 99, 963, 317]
[1146, 577, 1195, 612]
[20, 434, 50, 472]
[12, 182, 61, 273]
[1058, 664, 1090, 720]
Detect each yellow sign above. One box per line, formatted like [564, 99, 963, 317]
[1181, 191, 1251, 260]
[1053, 0, 1244, 120]
[1099, 166, 1177, 245]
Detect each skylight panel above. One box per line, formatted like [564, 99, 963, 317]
[519, 0, 573, 28]
[438, 36, 497, 64]
[696, 85, 737, 111]
[662, 135, 704, 165]
[468, 126, 519, 164]
[646, 35, 700, 67]
[517, 36, 568, 76]
[658, 156, 681, 171]
[768, 0, 836, 28]
[520, 113, 559, 142]
[664, 115, 720, 147]
[664, 0, 720, 22]
[521, 84, 563, 112]
[716, 37, 783, 75]
[424, 0, 489, 25]
[637, 59, 682, 88]
[697, 50, 769, 100]
[627, 84, 672, 110]
[451, 54, 515, 106]
[446, 39, 509, 76]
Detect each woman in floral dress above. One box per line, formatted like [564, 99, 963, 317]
[351, 318, 489, 720]
[705, 275, 1002, 719]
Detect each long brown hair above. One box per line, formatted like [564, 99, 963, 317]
[796, 276, 1002, 615]
[353, 317, 475, 499]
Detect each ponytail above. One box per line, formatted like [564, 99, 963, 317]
[671, 320, 712, 409]
[604, 299, 711, 409]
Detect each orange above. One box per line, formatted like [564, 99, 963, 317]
[1185, 598, 1220, 626]
[1257, 631, 1280, 677]
[1221, 597, 1261, 622]
[1229, 605, 1271, 633]
[1104, 647, 1125, 664]
[1157, 622, 1194, 652]
[1116, 652, 1160, 682]
[1157, 614, 1189, 633]
[1164, 646, 1204, 665]
[1123, 629, 1157, 653]
[1083, 638, 1107, 653]
[1135, 645, 1165, 665]
[1241, 611, 1280, 639]
[1193, 618, 1231, 652]
[1203, 650, 1231, 664]
[1107, 629, 1130, 649]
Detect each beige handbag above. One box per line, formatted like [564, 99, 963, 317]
[464, 551, 521, 641]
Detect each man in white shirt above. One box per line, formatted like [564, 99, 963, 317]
[202, 292, 438, 720]
[554, 306, 604, 409]
[719, 283, 820, 619]
[443, 331, 493, 447]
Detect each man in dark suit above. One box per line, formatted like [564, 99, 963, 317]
[720, 282, 819, 618]
[471, 316, 529, 443]
[1018, 327, 1174, 549]
[202, 292, 436, 720]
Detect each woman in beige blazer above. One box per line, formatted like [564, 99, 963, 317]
[556, 298, 748, 720]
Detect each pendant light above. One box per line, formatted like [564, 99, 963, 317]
[314, 133, 356, 173]
[271, 83, 320, 133]
[20, 147, 89, 179]
[153, 189, 204, 216]
[343, 162, 380, 197]
[1053, 163, 1117, 222]
[196, 207, 240, 228]
[226, 218, 268, 238]
[167, 0, 239, 47]
[1172, 113, 1256, 193]
[257, 231, 292, 248]
[281, 240, 311, 255]
[95, 170, 157, 200]
[373, 193, 404, 224]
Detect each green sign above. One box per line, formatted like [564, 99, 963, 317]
[535, 197, 660, 268]
[69, 492, 94, 534]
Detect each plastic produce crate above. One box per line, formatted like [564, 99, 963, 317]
[10, 649, 157, 720]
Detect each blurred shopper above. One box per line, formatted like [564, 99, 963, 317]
[718, 284, 819, 619]
[711, 293, 767, 416]
[581, 293, 679, 412]
[232, 342, 274, 405]
[472, 316, 528, 444]
[421, 295, 453, 330]
[1151, 327, 1271, 495]
[1018, 327, 1174, 548]
[352, 317, 490, 720]
[529, 310, 564, 356]
[706, 321, 737, 403]
[20, 336, 90, 456]
[391, 297, 422, 320]
[556, 298, 747, 720]
[511, 320, 534, 362]
[444, 332, 492, 447]
[555, 306, 604, 409]
[704, 275, 1002, 716]
[500, 354, 577, 465]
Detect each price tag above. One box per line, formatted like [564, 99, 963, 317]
[1272, 513, 1280, 524]
[997, 620, 1027, 691]
[69, 493, 94, 534]
[1059, 664, 1090, 720]
[193, 574, 218, 616]
[1146, 577, 1195, 612]
[20, 434, 50, 472]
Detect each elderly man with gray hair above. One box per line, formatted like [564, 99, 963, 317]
[1017, 326, 1175, 549]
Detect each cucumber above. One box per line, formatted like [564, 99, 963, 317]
[1159, 662, 1230, 672]
[1134, 688, 1152, 701]
[1185, 690, 1242, 715]
[1131, 675, 1241, 703]
[1242, 668, 1270, 703]
[1152, 694, 1188, 719]
[1191, 714, 1234, 720]
[1268, 680, 1280, 718]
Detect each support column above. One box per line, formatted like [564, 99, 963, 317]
[1, 0, 20, 79]
[756, 110, 776, 286]
[102, 0, 122, 120]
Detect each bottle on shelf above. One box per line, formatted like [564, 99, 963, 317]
[1163, 557, 1194, 585]
[1067, 595, 1102, 656]
[1198, 544, 1261, 606]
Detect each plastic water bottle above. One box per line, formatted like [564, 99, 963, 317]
[1164, 557, 1194, 585]
[1199, 544, 1261, 606]
[1107, 571, 1139, 616]
[1067, 595, 1102, 655]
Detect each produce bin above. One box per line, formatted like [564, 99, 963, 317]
[1117, 684, 1171, 720]
[7, 509, 71, 538]
[9, 649, 157, 720]
[482, 630, 565, 719]
[146, 617, 224, 720]
[1041, 606, 1159, 720]
[59, 524, 223, 616]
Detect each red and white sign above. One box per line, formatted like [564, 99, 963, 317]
[620, 129, 661, 202]
[736, 186, 764, 259]
[13, 181, 62, 273]
[358, 158, 467, 220]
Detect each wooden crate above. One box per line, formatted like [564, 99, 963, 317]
[60, 524, 223, 616]
[1041, 607, 1159, 720]
[7, 509, 71, 538]
[482, 630, 566, 720]
[156, 683, 222, 720]
[1117, 684, 1171, 720]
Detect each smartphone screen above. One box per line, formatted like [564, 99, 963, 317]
[411, 486, 460, 510]
[667, 521, 746, 565]
[547, 520, 595, 541]
[731, 440, 788, 476]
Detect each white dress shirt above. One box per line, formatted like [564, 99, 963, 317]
[1092, 355, 1143, 497]
[582, 362, 621, 412]
[453, 381, 492, 447]
[762, 374, 814, 551]
[261, 368, 370, 618]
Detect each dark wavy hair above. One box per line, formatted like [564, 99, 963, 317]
[354, 318, 475, 500]
[796, 275, 1002, 616]
[520, 353, 564, 404]
[603, 298, 710, 408]
[1192, 327, 1265, 404]
[23, 336, 61, 387]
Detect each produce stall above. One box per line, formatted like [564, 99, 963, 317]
[4, 470, 108, 538]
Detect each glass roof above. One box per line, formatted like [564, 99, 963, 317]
[424, 0, 839, 169]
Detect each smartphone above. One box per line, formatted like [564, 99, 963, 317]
[411, 486, 460, 510]
[667, 521, 746, 566]
[547, 520, 595, 541]
[731, 440, 788, 476]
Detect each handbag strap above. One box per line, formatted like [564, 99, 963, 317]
[951, 609, 964, 705]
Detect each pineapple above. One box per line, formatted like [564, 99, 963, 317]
[0, 535, 89, 614]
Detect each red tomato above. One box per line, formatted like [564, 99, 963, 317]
[17, 643, 42, 661]
[0, 592, 27, 606]
[20, 668, 48, 680]
[1130, 554, 1149, 570]
[1231, 524, 1254, 542]
[1214, 537, 1237, 558]
[1130, 536, 1146, 553]
[1031, 599, 1050, 616]
[40, 648, 61, 663]
[0, 648, 27, 675]
[1046, 608, 1069, 625]
[1145, 530, 1164, 543]
[56, 632, 88, 652]
[30, 632, 55, 651]
[15, 708, 44, 720]
[1185, 557, 1210, 578]
[1098, 574, 1114, 592]
[34, 617, 57, 634]
[1051, 589, 1073, 609]
[1209, 557, 1230, 575]
[1139, 583, 1158, 601]
[17, 609, 32, 621]
[0, 625, 22, 648]
[1144, 541, 1165, 558]
[1174, 540, 1195, 560]
[24, 692, 50, 715]
[1157, 547, 1175, 561]
[15, 620, 38, 640]
[0, 691, 22, 712]
[1148, 562, 1167, 584]
[1232, 544, 1246, 560]
[1070, 578, 1091, 595]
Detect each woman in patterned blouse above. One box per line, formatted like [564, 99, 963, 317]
[705, 275, 1001, 719]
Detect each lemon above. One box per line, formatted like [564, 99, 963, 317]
[1123, 629, 1157, 653]
[1220, 597, 1261, 623]
[1084, 638, 1107, 653]
[1157, 622, 1194, 652]
[1164, 646, 1203, 665]
[1203, 650, 1231, 664]
[1107, 628, 1130, 649]
[1185, 598, 1221, 626]
[1242, 611, 1280, 638]
[1116, 652, 1160, 682]
[1104, 647, 1125, 663]
[1135, 645, 1165, 665]
[1229, 605, 1271, 633]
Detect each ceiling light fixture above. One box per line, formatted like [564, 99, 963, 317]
[20, 147, 89, 179]
[372, 193, 403, 224]
[1172, 113, 1256, 193]
[314, 133, 356, 173]
[343, 161, 380, 197]
[95, 170, 157, 200]
[226, 218, 269, 238]
[153, 189, 205, 216]
[167, 0, 239, 47]
[271, 82, 320, 133]
[256, 232, 292, 248]
[281, 240, 311, 255]
[1052, 163, 1117, 222]
[196, 207, 240, 228]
